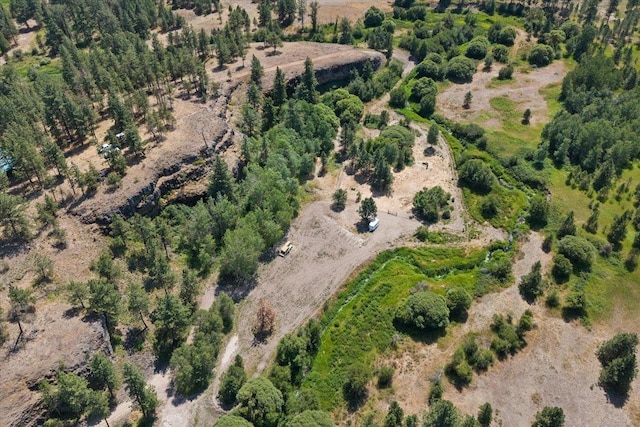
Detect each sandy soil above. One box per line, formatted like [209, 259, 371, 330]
[436, 61, 566, 128]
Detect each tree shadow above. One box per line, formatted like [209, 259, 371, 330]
[215, 276, 256, 302]
[124, 327, 147, 353]
[561, 307, 586, 323]
[252, 331, 272, 346]
[392, 320, 447, 345]
[604, 388, 630, 408]
[354, 220, 371, 234]
[345, 393, 369, 412]
[63, 306, 83, 319]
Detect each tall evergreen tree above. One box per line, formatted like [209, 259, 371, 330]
[250, 55, 264, 88]
[123, 363, 158, 420]
[272, 67, 287, 107]
[295, 57, 318, 103]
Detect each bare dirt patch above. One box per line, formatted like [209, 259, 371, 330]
[0, 22, 39, 66]
[436, 61, 566, 128]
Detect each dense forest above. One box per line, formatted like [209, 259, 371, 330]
[1, 0, 639, 425]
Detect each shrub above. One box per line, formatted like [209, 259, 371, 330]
[170, 342, 217, 395]
[492, 44, 510, 63]
[545, 290, 560, 308]
[528, 196, 549, 228]
[596, 333, 639, 395]
[377, 366, 394, 388]
[289, 411, 334, 427]
[413, 186, 451, 223]
[465, 37, 490, 60]
[389, 88, 407, 107]
[551, 254, 572, 283]
[343, 362, 371, 403]
[532, 407, 565, 427]
[219, 356, 247, 406]
[497, 65, 514, 80]
[236, 377, 284, 427]
[445, 287, 472, 318]
[518, 261, 543, 301]
[557, 236, 596, 271]
[446, 56, 477, 82]
[528, 44, 554, 67]
[480, 194, 499, 219]
[410, 77, 437, 101]
[106, 172, 122, 190]
[397, 291, 450, 331]
[458, 159, 495, 194]
[415, 59, 445, 80]
[428, 379, 443, 404]
[364, 6, 385, 27]
[332, 189, 347, 211]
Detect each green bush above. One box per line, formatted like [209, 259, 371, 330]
[480, 194, 499, 219]
[557, 236, 596, 271]
[364, 6, 385, 27]
[518, 261, 543, 301]
[415, 59, 445, 81]
[170, 342, 217, 395]
[465, 37, 490, 60]
[288, 410, 334, 427]
[413, 186, 451, 223]
[458, 159, 495, 194]
[532, 407, 565, 427]
[528, 44, 554, 67]
[497, 64, 514, 80]
[215, 415, 254, 427]
[446, 56, 477, 82]
[218, 356, 247, 406]
[343, 362, 371, 404]
[236, 377, 284, 427]
[596, 333, 638, 395]
[491, 44, 510, 63]
[389, 87, 407, 107]
[551, 254, 572, 283]
[445, 287, 472, 318]
[397, 291, 450, 331]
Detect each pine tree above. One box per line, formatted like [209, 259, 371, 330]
[208, 155, 235, 200]
[309, 1, 319, 34]
[557, 211, 576, 238]
[89, 354, 120, 401]
[123, 363, 158, 420]
[427, 125, 439, 145]
[296, 57, 318, 103]
[250, 55, 264, 88]
[371, 156, 393, 192]
[272, 67, 287, 107]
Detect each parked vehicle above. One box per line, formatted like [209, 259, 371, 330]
[279, 241, 293, 257]
[368, 218, 380, 232]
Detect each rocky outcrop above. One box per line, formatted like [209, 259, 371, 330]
[72, 48, 385, 227]
[0, 304, 113, 427]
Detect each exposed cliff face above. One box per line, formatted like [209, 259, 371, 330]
[72, 48, 385, 228]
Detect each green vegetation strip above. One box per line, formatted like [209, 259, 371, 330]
[304, 246, 487, 409]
